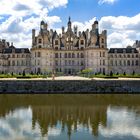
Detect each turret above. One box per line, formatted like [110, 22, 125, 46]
[74, 26, 78, 36]
[92, 20, 99, 35]
[62, 26, 65, 34]
[67, 16, 72, 32]
[32, 29, 36, 47]
[40, 20, 45, 30]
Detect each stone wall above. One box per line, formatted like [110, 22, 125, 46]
[0, 80, 140, 93]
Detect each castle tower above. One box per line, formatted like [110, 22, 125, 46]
[32, 29, 36, 46]
[40, 20, 45, 32]
[92, 21, 99, 35]
[67, 17, 72, 32]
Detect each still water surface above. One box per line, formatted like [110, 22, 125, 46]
[0, 94, 140, 140]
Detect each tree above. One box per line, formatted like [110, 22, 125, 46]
[81, 69, 92, 77]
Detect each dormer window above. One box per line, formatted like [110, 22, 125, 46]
[55, 40, 58, 45]
[123, 49, 126, 53]
[80, 40, 84, 45]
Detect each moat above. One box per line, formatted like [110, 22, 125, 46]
[0, 94, 140, 140]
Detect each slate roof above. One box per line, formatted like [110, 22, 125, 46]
[2, 48, 30, 54]
[108, 48, 138, 53]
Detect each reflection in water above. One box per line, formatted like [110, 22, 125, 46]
[0, 94, 140, 140]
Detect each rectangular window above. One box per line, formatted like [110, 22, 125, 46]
[80, 40, 84, 45]
[38, 52, 41, 57]
[38, 39, 42, 43]
[55, 40, 59, 45]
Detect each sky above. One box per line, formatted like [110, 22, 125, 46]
[0, 0, 140, 48]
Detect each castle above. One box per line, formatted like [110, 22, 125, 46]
[0, 17, 140, 75]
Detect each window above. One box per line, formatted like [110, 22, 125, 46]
[128, 54, 130, 58]
[55, 40, 59, 45]
[110, 60, 113, 66]
[55, 53, 58, 58]
[22, 54, 24, 58]
[100, 52, 101, 57]
[103, 60, 105, 65]
[80, 40, 84, 45]
[136, 60, 138, 66]
[119, 60, 122, 66]
[77, 53, 79, 58]
[69, 60, 71, 65]
[127, 60, 130, 66]
[38, 52, 41, 57]
[81, 53, 84, 58]
[65, 60, 67, 65]
[55, 60, 58, 66]
[115, 60, 117, 66]
[12, 61, 15, 66]
[68, 53, 71, 58]
[124, 60, 126, 66]
[8, 61, 10, 66]
[101, 38, 104, 43]
[81, 61, 84, 66]
[38, 39, 42, 43]
[72, 60, 74, 65]
[132, 60, 134, 66]
[72, 53, 75, 58]
[103, 52, 105, 57]
[65, 53, 67, 58]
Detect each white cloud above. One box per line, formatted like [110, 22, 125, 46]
[99, 13, 140, 48]
[0, 0, 67, 48]
[98, 0, 118, 5]
[99, 106, 140, 139]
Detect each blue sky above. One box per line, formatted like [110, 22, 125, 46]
[49, 0, 140, 27]
[0, 0, 140, 48]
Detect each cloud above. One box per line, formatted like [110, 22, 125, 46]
[99, 106, 140, 139]
[99, 13, 140, 48]
[98, 0, 118, 5]
[0, 0, 68, 48]
[13, 3, 31, 11]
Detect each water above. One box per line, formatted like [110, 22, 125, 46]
[0, 94, 140, 140]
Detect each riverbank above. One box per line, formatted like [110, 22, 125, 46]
[0, 76, 140, 93]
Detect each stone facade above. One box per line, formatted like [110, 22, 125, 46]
[0, 17, 140, 75]
[31, 17, 108, 74]
[0, 41, 31, 74]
